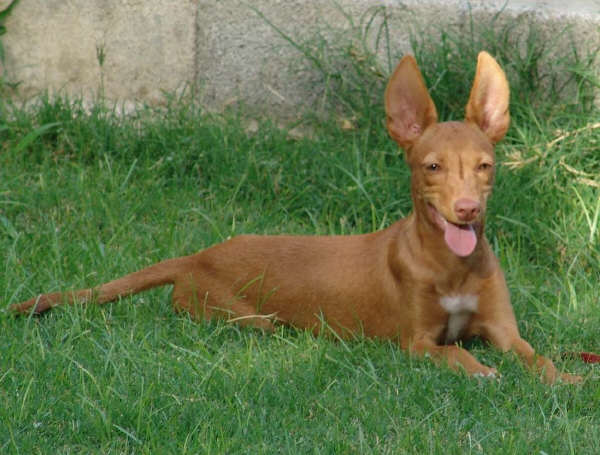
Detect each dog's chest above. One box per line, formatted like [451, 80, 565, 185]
[439, 295, 478, 344]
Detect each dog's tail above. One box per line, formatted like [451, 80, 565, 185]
[10, 256, 191, 315]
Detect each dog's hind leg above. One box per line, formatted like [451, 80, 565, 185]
[170, 279, 276, 331]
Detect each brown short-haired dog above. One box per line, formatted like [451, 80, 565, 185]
[12, 52, 581, 383]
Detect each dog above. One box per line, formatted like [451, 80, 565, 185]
[11, 51, 581, 384]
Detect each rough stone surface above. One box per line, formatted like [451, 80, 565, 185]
[1, 0, 197, 104]
[0, 0, 598, 116]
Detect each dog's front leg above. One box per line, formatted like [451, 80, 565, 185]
[475, 274, 582, 384]
[410, 337, 497, 378]
[480, 324, 582, 384]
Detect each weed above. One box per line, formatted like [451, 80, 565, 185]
[0, 0, 20, 94]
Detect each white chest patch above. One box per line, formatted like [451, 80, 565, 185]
[439, 295, 478, 344]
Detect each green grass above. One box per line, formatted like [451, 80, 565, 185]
[1, 13, 600, 453]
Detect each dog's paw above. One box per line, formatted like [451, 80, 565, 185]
[559, 372, 584, 384]
[473, 367, 499, 380]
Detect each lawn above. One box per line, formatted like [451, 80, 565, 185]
[1, 16, 600, 454]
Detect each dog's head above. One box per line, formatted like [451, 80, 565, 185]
[385, 52, 510, 257]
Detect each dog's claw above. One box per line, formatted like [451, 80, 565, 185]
[473, 368, 499, 380]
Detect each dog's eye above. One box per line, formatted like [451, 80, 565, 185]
[478, 162, 493, 171]
[426, 163, 441, 172]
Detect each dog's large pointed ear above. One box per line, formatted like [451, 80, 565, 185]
[465, 51, 510, 144]
[385, 56, 438, 150]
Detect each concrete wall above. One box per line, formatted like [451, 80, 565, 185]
[1, 0, 599, 116]
[1, 0, 196, 106]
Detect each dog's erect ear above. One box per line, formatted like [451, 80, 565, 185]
[385, 55, 438, 150]
[465, 51, 510, 144]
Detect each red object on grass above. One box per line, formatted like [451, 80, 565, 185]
[562, 352, 600, 363]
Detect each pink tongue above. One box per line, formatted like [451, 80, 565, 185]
[444, 222, 477, 257]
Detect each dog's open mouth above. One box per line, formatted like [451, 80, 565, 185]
[428, 204, 477, 257]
